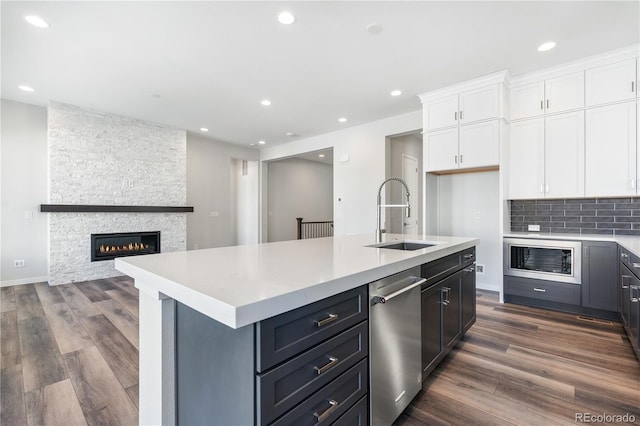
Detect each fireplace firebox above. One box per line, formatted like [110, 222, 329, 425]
[91, 231, 161, 262]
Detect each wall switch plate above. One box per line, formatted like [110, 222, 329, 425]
[476, 264, 485, 274]
[528, 224, 540, 231]
[14, 260, 25, 268]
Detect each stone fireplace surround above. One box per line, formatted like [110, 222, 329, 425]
[47, 102, 188, 285]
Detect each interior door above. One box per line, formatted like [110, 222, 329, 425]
[402, 154, 419, 235]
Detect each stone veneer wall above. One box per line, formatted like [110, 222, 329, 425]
[48, 102, 187, 285]
[510, 197, 640, 236]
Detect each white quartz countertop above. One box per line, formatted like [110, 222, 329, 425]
[504, 232, 640, 258]
[115, 234, 477, 329]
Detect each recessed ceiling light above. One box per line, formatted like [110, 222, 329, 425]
[318, 154, 325, 158]
[261, 99, 272, 106]
[258, 140, 266, 145]
[25, 15, 49, 28]
[19, 85, 34, 92]
[250, 143, 256, 146]
[537, 41, 556, 52]
[366, 23, 383, 35]
[278, 11, 296, 25]
[338, 117, 347, 123]
[200, 128, 208, 132]
[390, 90, 402, 97]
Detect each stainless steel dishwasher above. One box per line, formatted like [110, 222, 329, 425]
[369, 266, 424, 426]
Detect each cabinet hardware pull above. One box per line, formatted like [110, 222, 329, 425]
[463, 267, 475, 273]
[633, 263, 640, 269]
[459, 110, 463, 120]
[540, 184, 544, 193]
[621, 252, 629, 259]
[540, 100, 544, 110]
[460, 154, 463, 164]
[314, 313, 339, 327]
[630, 286, 640, 303]
[632, 179, 636, 189]
[373, 278, 426, 305]
[545, 184, 549, 193]
[533, 288, 546, 293]
[313, 356, 339, 375]
[622, 275, 630, 289]
[463, 253, 474, 259]
[632, 81, 635, 92]
[454, 155, 458, 164]
[546, 99, 549, 109]
[314, 400, 338, 421]
[455, 111, 458, 121]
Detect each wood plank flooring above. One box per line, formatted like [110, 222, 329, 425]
[1, 281, 639, 425]
[395, 290, 640, 426]
[0, 278, 138, 426]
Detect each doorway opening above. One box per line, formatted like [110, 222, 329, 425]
[263, 148, 334, 242]
[385, 131, 423, 236]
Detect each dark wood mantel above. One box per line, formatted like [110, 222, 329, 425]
[40, 204, 194, 213]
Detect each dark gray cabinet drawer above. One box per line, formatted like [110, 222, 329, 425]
[333, 396, 368, 426]
[256, 286, 367, 372]
[505, 275, 580, 305]
[421, 247, 475, 288]
[256, 322, 368, 425]
[619, 246, 640, 279]
[271, 359, 368, 426]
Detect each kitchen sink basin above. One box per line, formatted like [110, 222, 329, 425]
[367, 241, 436, 251]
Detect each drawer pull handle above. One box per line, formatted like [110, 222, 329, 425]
[463, 253, 474, 259]
[533, 288, 546, 293]
[463, 267, 475, 273]
[631, 286, 640, 303]
[313, 399, 338, 422]
[622, 275, 631, 289]
[314, 313, 339, 327]
[621, 253, 629, 259]
[632, 263, 640, 269]
[313, 356, 338, 375]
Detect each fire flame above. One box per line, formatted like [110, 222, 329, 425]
[99, 242, 149, 254]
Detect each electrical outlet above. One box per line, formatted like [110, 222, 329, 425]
[528, 224, 540, 231]
[14, 259, 25, 268]
[475, 264, 485, 274]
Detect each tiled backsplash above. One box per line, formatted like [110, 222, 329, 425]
[510, 198, 640, 236]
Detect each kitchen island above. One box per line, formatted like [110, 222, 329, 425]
[115, 233, 478, 425]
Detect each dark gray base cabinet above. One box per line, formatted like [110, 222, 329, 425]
[619, 247, 640, 361]
[421, 248, 476, 379]
[582, 241, 618, 312]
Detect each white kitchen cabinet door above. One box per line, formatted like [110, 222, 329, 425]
[508, 118, 544, 199]
[425, 127, 459, 172]
[585, 58, 637, 106]
[545, 71, 584, 114]
[459, 85, 499, 124]
[585, 101, 637, 197]
[545, 111, 585, 198]
[510, 81, 545, 120]
[424, 94, 458, 131]
[458, 120, 499, 169]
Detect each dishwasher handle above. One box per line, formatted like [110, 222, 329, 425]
[372, 277, 427, 305]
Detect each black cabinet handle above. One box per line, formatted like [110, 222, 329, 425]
[314, 313, 338, 327]
[313, 356, 338, 375]
[313, 399, 338, 421]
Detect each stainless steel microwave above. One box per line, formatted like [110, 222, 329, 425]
[504, 238, 582, 284]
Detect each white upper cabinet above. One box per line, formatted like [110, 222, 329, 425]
[585, 58, 637, 106]
[508, 118, 544, 199]
[510, 72, 584, 120]
[423, 84, 500, 131]
[458, 120, 500, 169]
[510, 81, 545, 121]
[423, 94, 458, 131]
[458, 85, 500, 124]
[544, 111, 585, 198]
[425, 127, 459, 172]
[544, 72, 584, 114]
[585, 101, 637, 197]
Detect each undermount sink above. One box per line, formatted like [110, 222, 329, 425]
[367, 241, 436, 251]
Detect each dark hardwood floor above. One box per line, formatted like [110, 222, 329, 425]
[1, 281, 639, 425]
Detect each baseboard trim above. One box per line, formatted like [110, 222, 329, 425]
[0, 276, 50, 287]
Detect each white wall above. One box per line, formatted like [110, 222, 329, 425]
[187, 133, 259, 249]
[1, 100, 48, 285]
[436, 171, 501, 291]
[261, 110, 422, 237]
[267, 158, 333, 242]
[231, 159, 259, 245]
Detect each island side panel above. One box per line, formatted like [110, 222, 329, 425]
[176, 302, 255, 425]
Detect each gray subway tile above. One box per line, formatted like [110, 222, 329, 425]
[511, 216, 525, 222]
[551, 227, 581, 233]
[614, 229, 640, 236]
[580, 203, 599, 210]
[539, 226, 551, 232]
[523, 216, 550, 222]
[596, 197, 632, 203]
[633, 210, 640, 216]
[565, 198, 595, 204]
[574, 222, 596, 229]
[548, 221, 567, 227]
[596, 222, 632, 229]
[553, 204, 578, 211]
[564, 216, 581, 222]
[544, 199, 566, 205]
[582, 229, 614, 235]
[614, 216, 640, 223]
[575, 210, 596, 216]
[596, 209, 629, 216]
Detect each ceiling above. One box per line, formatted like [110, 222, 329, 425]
[2, 2, 639, 149]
